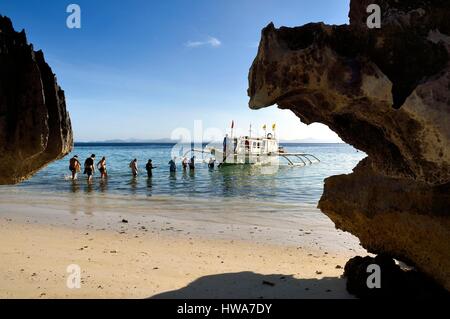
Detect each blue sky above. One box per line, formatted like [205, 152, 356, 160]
[1, 0, 349, 142]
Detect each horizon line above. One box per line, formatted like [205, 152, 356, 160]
[74, 141, 346, 144]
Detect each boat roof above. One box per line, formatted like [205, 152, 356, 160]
[237, 135, 276, 140]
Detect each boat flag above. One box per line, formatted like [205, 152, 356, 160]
[231, 120, 234, 129]
[272, 123, 276, 130]
[262, 124, 266, 130]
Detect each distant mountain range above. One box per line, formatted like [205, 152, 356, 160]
[280, 138, 343, 144]
[80, 138, 175, 144]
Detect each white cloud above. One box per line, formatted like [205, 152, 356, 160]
[186, 36, 222, 48]
[207, 37, 221, 47]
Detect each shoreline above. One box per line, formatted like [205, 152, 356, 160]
[0, 191, 366, 298]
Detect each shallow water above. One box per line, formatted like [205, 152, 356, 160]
[3, 143, 365, 205]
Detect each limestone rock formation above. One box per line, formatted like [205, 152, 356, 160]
[248, 0, 450, 290]
[343, 255, 449, 298]
[0, 15, 73, 184]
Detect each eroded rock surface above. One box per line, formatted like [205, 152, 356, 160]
[0, 16, 72, 184]
[344, 255, 449, 298]
[248, 0, 450, 290]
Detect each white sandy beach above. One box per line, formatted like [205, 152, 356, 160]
[0, 190, 367, 298]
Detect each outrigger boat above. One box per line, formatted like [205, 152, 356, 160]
[184, 124, 320, 167]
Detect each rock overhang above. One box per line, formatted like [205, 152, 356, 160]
[247, 0, 450, 291]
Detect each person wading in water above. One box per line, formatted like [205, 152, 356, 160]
[169, 159, 177, 172]
[84, 154, 96, 182]
[130, 158, 138, 177]
[145, 159, 156, 177]
[69, 155, 81, 180]
[97, 156, 108, 179]
[182, 157, 188, 170]
[189, 156, 195, 170]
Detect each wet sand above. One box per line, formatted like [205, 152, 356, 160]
[0, 191, 367, 298]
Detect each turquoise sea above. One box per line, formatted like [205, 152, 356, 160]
[6, 143, 366, 205]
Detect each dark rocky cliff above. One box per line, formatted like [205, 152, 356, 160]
[0, 15, 73, 184]
[248, 0, 450, 291]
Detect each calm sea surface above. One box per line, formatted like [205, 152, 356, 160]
[2, 143, 365, 205]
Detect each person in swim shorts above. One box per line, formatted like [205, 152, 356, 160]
[84, 154, 96, 182]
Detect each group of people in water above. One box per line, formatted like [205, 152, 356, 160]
[67, 135, 233, 181]
[68, 154, 216, 181]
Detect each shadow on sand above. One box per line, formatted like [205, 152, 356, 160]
[150, 271, 355, 299]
